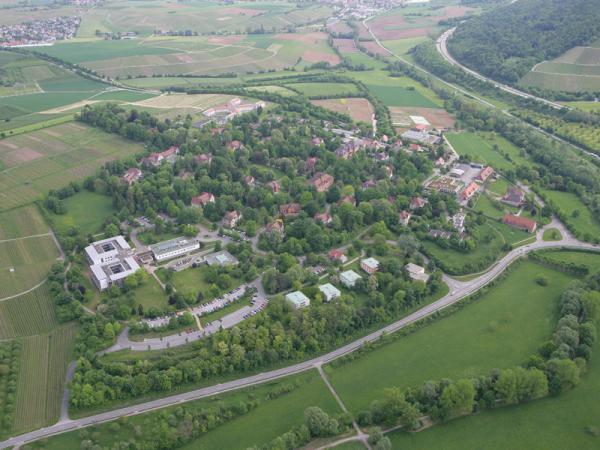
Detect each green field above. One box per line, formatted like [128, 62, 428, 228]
[0, 282, 59, 339]
[326, 260, 575, 412]
[389, 337, 600, 449]
[0, 123, 144, 211]
[0, 235, 60, 298]
[47, 191, 115, 236]
[540, 189, 600, 241]
[286, 82, 359, 97]
[156, 265, 242, 301]
[446, 131, 534, 170]
[13, 324, 77, 434]
[132, 275, 169, 312]
[30, 369, 341, 450]
[473, 193, 519, 219]
[0, 204, 49, 240]
[366, 84, 438, 108]
[540, 250, 600, 273]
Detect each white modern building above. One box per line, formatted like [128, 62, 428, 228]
[405, 263, 430, 283]
[340, 270, 362, 288]
[149, 237, 200, 262]
[360, 257, 380, 275]
[85, 236, 140, 291]
[285, 291, 311, 309]
[319, 283, 341, 302]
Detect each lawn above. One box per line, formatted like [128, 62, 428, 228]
[540, 189, 600, 241]
[543, 228, 562, 241]
[473, 193, 518, 219]
[326, 260, 576, 413]
[133, 276, 169, 312]
[446, 131, 533, 170]
[540, 250, 600, 274]
[29, 369, 340, 450]
[156, 265, 242, 300]
[388, 336, 600, 449]
[47, 191, 115, 236]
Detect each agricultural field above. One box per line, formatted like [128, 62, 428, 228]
[311, 98, 374, 123]
[0, 123, 144, 211]
[539, 189, 600, 241]
[0, 204, 49, 240]
[326, 260, 576, 412]
[446, 131, 534, 170]
[0, 234, 60, 299]
[540, 250, 600, 273]
[46, 190, 115, 237]
[28, 369, 340, 450]
[286, 82, 359, 97]
[39, 32, 340, 78]
[0, 282, 59, 339]
[12, 324, 77, 435]
[389, 339, 600, 449]
[520, 41, 600, 92]
[389, 106, 455, 129]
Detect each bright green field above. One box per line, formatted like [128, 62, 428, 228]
[389, 335, 600, 449]
[383, 37, 429, 55]
[156, 265, 242, 300]
[286, 82, 360, 97]
[541, 189, 600, 241]
[0, 205, 49, 240]
[47, 191, 115, 236]
[474, 193, 518, 219]
[29, 369, 340, 450]
[326, 260, 575, 412]
[446, 131, 533, 170]
[540, 250, 600, 273]
[133, 276, 169, 311]
[366, 84, 438, 108]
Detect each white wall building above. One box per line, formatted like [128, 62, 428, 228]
[285, 291, 311, 309]
[405, 263, 430, 283]
[340, 270, 362, 288]
[149, 237, 200, 262]
[319, 283, 341, 302]
[85, 236, 140, 291]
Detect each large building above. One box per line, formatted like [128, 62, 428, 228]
[405, 263, 429, 283]
[149, 237, 200, 262]
[503, 214, 537, 233]
[319, 283, 341, 302]
[340, 270, 362, 288]
[85, 236, 140, 291]
[361, 257, 380, 275]
[285, 291, 311, 309]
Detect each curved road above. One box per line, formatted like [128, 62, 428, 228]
[2, 224, 598, 448]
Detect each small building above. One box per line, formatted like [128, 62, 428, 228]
[286, 291, 311, 309]
[191, 192, 215, 207]
[244, 175, 255, 186]
[266, 219, 285, 234]
[311, 137, 324, 146]
[410, 197, 428, 210]
[449, 167, 465, 178]
[501, 187, 525, 207]
[228, 140, 244, 151]
[362, 179, 377, 190]
[306, 157, 318, 173]
[122, 168, 142, 186]
[399, 210, 412, 226]
[195, 153, 212, 165]
[315, 212, 333, 224]
[85, 236, 140, 291]
[149, 237, 200, 262]
[205, 250, 239, 266]
[143, 145, 179, 167]
[310, 172, 335, 193]
[451, 211, 466, 233]
[503, 214, 537, 233]
[405, 263, 429, 283]
[476, 166, 494, 183]
[319, 283, 341, 302]
[223, 210, 243, 228]
[460, 182, 479, 201]
[360, 257, 380, 275]
[340, 270, 362, 288]
[267, 180, 280, 193]
[339, 195, 356, 207]
[329, 249, 348, 264]
[279, 203, 301, 217]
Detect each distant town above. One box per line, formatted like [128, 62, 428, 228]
[0, 16, 80, 47]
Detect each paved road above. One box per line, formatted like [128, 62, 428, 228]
[436, 28, 566, 110]
[2, 226, 598, 448]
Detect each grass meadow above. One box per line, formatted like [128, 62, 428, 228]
[326, 260, 576, 412]
[47, 190, 115, 236]
[0, 204, 49, 240]
[540, 189, 600, 241]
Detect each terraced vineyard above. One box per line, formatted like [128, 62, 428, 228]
[0, 283, 59, 339]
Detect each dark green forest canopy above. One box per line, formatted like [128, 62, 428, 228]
[449, 0, 600, 83]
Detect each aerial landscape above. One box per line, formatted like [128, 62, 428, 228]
[1, 0, 600, 448]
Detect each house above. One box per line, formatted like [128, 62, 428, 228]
[405, 263, 429, 283]
[503, 214, 537, 233]
[223, 210, 242, 228]
[401, 129, 441, 146]
[384, 165, 393, 179]
[501, 187, 525, 207]
[195, 153, 212, 165]
[311, 137, 324, 146]
[319, 283, 341, 302]
[85, 236, 140, 291]
[285, 291, 310, 309]
[399, 210, 412, 226]
[451, 211, 466, 233]
[122, 168, 142, 186]
[360, 257, 380, 275]
[410, 197, 428, 210]
[149, 237, 200, 262]
[315, 212, 333, 224]
[460, 182, 479, 201]
[266, 219, 284, 234]
[228, 140, 243, 151]
[267, 180, 280, 193]
[429, 229, 452, 240]
[191, 192, 215, 207]
[143, 145, 179, 166]
[306, 157, 318, 173]
[339, 195, 356, 207]
[279, 203, 301, 217]
[244, 175, 255, 186]
[476, 166, 494, 183]
[329, 249, 348, 264]
[205, 250, 239, 267]
[434, 157, 445, 167]
[340, 270, 362, 288]
[362, 179, 377, 190]
[310, 172, 335, 193]
[408, 143, 424, 153]
[374, 152, 389, 162]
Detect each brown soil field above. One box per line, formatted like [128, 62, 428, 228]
[333, 38, 358, 53]
[303, 50, 341, 65]
[390, 106, 455, 129]
[312, 98, 374, 123]
[275, 32, 329, 43]
[207, 35, 244, 45]
[328, 21, 353, 35]
[361, 41, 391, 56]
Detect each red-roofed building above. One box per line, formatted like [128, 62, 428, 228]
[339, 195, 356, 207]
[279, 203, 301, 217]
[410, 197, 428, 210]
[244, 175, 255, 186]
[311, 137, 324, 146]
[122, 168, 142, 186]
[195, 153, 212, 165]
[460, 182, 479, 201]
[503, 214, 537, 233]
[228, 140, 244, 151]
[476, 166, 494, 183]
[266, 219, 285, 234]
[191, 192, 215, 207]
[315, 212, 333, 224]
[306, 157, 318, 173]
[267, 180, 280, 193]
[143, 146, 179, 166]
[328, 249, 348, 264]
[310, 172, 334, 193]
[223, 211, 242, 228]
[399, 210, 412, 226]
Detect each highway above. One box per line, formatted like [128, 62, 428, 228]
[2, 223, 598, 449]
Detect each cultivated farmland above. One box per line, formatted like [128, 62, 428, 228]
[0, 204, 49, 240]
[326, 261, 574, 412]
[0, 283, 59, 339]
[0, 122, 144, 211]
[311, 98, 375, 123]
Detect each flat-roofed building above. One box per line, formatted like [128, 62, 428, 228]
[285, 291, 311, 309]
[85, 236, 140, 291]
[319, 283, 341, 302]
[405, 263, 429, 283]
[149, 237, 200, 262]
[361, 257, 380, 275]
[340, 270, 362, 288]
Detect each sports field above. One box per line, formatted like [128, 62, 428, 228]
[326, 261, 574, 412]
[0, 123, 144, 211]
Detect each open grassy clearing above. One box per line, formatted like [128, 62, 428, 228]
[389, 335, 600, 449]
[286, 82, 359, 97]
[473, 193, 518, 219]
[562, 101, 600, 112]
[156, 265, 242, 301]
[539, 189, 600, 241]
[382, 37, 429, 56]
[540, 250, 600, 273]
[45, 191, 115, 237]
[30, 369, 340, 450]
[12, 323, 77, 435]
[130, 93, 237, 110]
[0, 123, 144, 211]
[446, 131, 533, 170]
[132, 276, 169, 312]
[0, 282, 59, 339]
[0, 204, 49, 240]
[326, 260, 576, 413]
[0, 235, 60, 299]
[543, 228, 562, 242]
